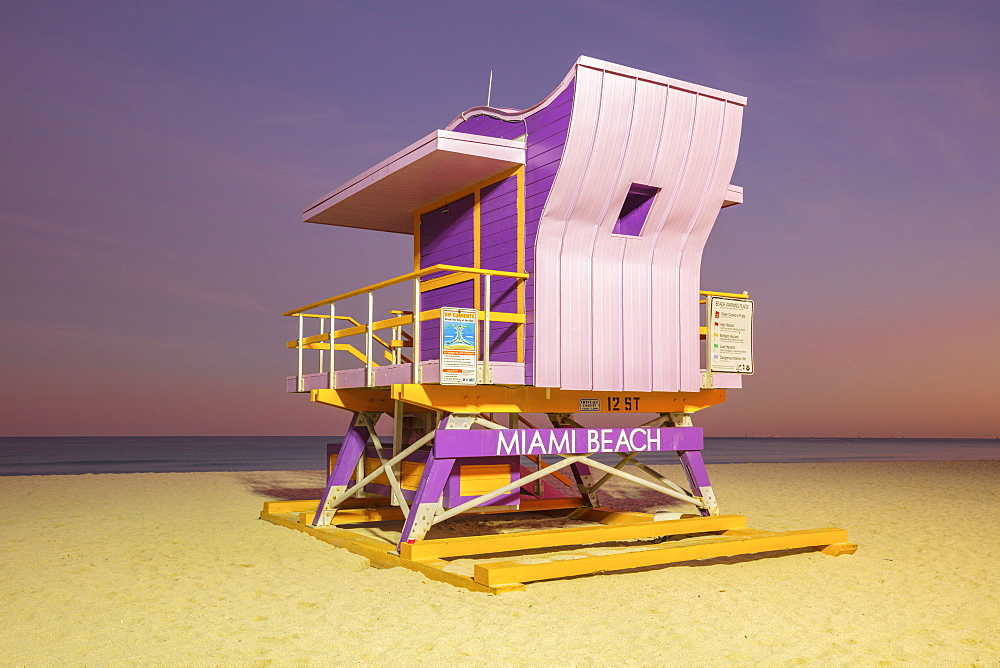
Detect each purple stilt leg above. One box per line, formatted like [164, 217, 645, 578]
[678, 450, 719, 516]
[570, 462, 600, 507]
[397, 451, 455, 547]
[312, 414, 368, 525]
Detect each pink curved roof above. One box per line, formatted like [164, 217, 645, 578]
[303, 131, 524, 234]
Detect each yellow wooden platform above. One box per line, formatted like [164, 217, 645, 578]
[260, 498, 857, 593]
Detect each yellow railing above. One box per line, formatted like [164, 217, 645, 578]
[698, 290, 751, 338]
[698, 289, 749, 304]
[286, 264, 529, 390]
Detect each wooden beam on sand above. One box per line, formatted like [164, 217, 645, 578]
[542, 507, 668, 525]
[261, 501, 856, 593]
[263, 496, 586, 521]
[400, 514, 747, 562]
[261, 497, 388, 515]
[260, 508, 526, 595]
[299, 507, 404, 524]
[473, 528, 856, 587]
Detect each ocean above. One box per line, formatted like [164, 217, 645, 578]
[0, 436, 997, 476]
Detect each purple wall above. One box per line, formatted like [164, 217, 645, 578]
[452, 79, 576, 382]
[417, 179, 521, 363]
[420, 194, 474, 359]
[479, 175, 518, 362]
[613, 184, 660, 236]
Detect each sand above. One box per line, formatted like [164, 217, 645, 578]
[2, 461, 998, 665]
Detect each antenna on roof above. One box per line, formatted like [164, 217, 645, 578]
[487, 70, 493, 107]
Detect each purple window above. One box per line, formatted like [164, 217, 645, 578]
[612, 183, 659, 236]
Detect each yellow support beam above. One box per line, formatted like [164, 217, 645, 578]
[545, 507, 670, 525]
[401, 514, 748, 562]
[261, 497, 391, 515]
[311, 388, 406, 413]
[473, 528, 855, 587]
[263, 499, 321, 514]
[286, 342, 378, 365]
[421, 273, 473, 292]
[298, 498, 591, 530]
[260, 508, 526, 595]
[699, 290, 750, 299]
[262, 498, 855, 592]
[298, 507, 405, 524]
[478, 311, 525, 324]
[515, 166, 526, 364]
[391, 384, 727, 414]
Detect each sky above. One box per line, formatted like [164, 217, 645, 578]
[1, 1, 997, 438]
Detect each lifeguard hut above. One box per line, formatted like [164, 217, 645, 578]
[262, 57, 855, 593]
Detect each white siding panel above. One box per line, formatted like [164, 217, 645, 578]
[619, 81, 670, 392]
[648, 90, 698, 392]
[677, 102, 744, 390]
[587, 73, 638, 391]
[558, 71, 633, 389]
[536, 63, 744, 392]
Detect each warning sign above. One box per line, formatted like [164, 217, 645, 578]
[706, 297, 754, 374]
[440, 307, 478, 385]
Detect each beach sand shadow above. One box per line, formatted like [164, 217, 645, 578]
[234, 470, 327, 500]
[234, 469, 692, 516]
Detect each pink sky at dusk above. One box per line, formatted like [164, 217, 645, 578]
[1, 1, 997, 438]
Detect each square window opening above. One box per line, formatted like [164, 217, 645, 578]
[613, 184, 659, 236]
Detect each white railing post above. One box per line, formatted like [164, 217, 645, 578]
[483, 273, 491, 384]
[297, 314, 304, 392]
[329, 303, 336, 389]
[366, 291, 374, 388]
[318, 317, 325, 373]
[392, 322, 401, 365]
[412, 277, 421, 384]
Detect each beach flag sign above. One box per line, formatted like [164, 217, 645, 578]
[706, 296, 754, 374]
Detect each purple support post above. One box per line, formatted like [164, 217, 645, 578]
[569, 462, 600, 508]
[312, 414, 368, 525]
[678, 450, 715, 517]
[397, 451, 456, 546]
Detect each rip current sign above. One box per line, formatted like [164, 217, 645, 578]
[440, 307, 479, 385]
[706, 296, 754, 374]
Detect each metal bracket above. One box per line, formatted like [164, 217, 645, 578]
[547, 413, 578, 427]
[698, 486, 720, 516]
[701, 371, 714, 389]
[312, 485, 347, 526]
[357, 412, 382, 427]
[666, 412, 693, 427]
[404, 501, 443, 542]
[445, 414, 475, 430]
